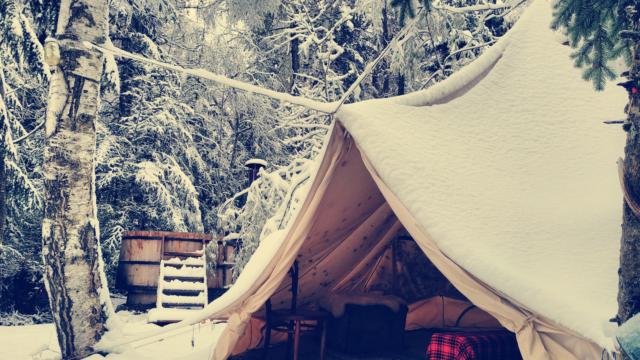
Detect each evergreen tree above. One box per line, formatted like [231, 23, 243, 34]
[387, 0, 517, 92]
[552, 1, 640, 352]
[0, 0, 49, 316]
[390, 0, 431, 25]
[220, 0, 518, 277]
[93, 0, 290, 282]
[552, 0, 632, 90]
[98, 0, 203, 279]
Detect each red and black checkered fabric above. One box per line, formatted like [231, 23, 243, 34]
[426, 331, 522, 360]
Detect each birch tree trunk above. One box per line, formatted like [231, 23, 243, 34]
[42, 1, 110, 358]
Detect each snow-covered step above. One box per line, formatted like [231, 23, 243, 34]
[163, 264, 206, 278]
[163, 256, 206, 266]
[162, 289, 203, 297]
[163, 263, 204, 269]
[161, 293, 207, 303]
[162, 279, 206, 291]
[161, 303, 205, 309]
[161, 293, 206, 306]
[150, 251, 208, 324]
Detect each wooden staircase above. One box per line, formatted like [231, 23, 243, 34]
[148, 241, 209, 324]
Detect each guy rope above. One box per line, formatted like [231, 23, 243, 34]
[83, 9, 422, 117]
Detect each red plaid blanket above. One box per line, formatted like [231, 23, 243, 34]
[426, 331, 522, 360]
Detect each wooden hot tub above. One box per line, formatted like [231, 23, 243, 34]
[116, 231, 216, 306]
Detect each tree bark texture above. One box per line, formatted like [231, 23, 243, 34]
[42, 1, 109, 358]
[619, 6, 640, 344]
[290, 22, 300, 94]
[0, 67, 9, 246]
[0, 142, 5, 247]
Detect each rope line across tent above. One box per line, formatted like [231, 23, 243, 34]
[83, 9, 422, 116]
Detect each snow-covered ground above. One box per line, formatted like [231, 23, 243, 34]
[0, 310, 226, 360]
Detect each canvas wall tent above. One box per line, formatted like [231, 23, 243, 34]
[140, 1, 627, 359]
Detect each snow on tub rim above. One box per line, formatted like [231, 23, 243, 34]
[244, 158, 268, 167]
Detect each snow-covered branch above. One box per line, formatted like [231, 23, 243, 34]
[86, 42, 339, 114]
[433, 2, 511, 14]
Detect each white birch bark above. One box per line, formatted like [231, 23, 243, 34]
[42, 1, 110, 358]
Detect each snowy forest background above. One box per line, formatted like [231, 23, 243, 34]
[0, 0, 520, 322]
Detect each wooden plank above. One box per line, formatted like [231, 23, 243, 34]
[162, 289, 204, 296]
[119, 238, 163, 262]
[163, 262, 204, 268]
[127, 285, 158, 292]
[164, 240, 205, 255]
[163, 275, 205, 281]
[121, 264, 161, 287]
[119, 260, 161, 265]
[123, 236, 213, 244]
[161, 303, 205, 308]
[124, 231, 214, 241]
[163, 251, 203, 258]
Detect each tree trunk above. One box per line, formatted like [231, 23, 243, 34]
[0, 67, 8, 246]
[42, 1, 110, 358]
[0, 145, 5, 246]
[619, 11, 640, 359]
[229, 111, 242, 173]
[290, 22, 300, 94]
[397, 74, 405, 96]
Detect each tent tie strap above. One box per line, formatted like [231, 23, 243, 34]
[514, 314, 536, 334]
[226, 311, 251, 335]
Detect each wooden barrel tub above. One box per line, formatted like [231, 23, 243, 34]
[116, 231, 215, 306]
[210, 233, 240, 289]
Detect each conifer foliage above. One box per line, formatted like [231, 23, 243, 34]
[0, 0, 49, 318]
[552, 0, 633, 90]
[552, 1, 640, 355]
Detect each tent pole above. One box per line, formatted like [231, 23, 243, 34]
[290, 260, 299, 311]
[391, 235, 398, 295]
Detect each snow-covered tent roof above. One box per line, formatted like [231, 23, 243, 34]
[336, 0, 626, 349]
[111, 1, 626, 358]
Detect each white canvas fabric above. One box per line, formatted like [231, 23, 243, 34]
[206, 1, 627, 358]
[336, 0, 626, 350]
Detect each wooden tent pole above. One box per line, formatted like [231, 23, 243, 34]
[391, 235, 398, 295]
